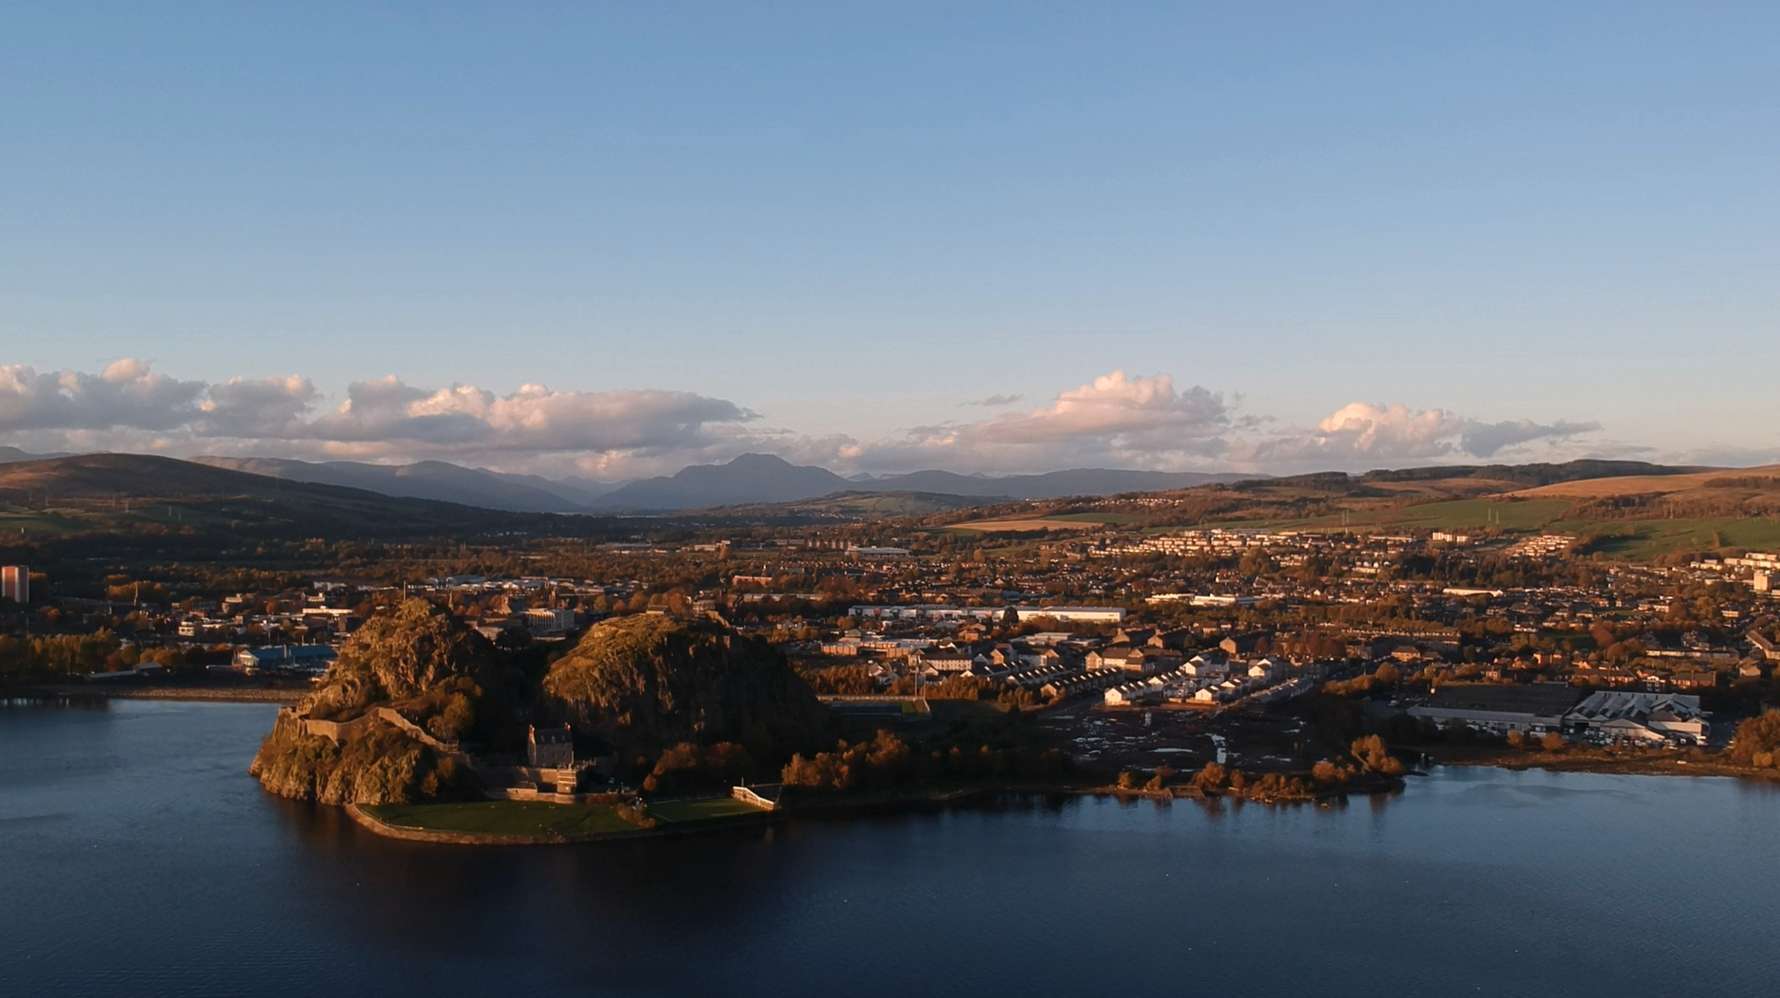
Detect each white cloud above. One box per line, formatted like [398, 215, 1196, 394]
[0, 360, 755, 472]
[849, 370, 1233, 472]
[198, 375, 319, 438]
[961, 393, 1023, 407]
[1249, 401, 1601, 469]
[291, 376, 754, 454]
[0, 360, 205, 432]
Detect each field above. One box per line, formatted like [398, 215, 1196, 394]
[1515, 466, 1780, 498]
[364, 800, 638, 837]
[1555, 517, 1780, 559]
[949, 516, 1110, 533]
[0, 508, 91, 537]
[1046, 511, 1148, 525]
[644, 797, 762, 823]
[1217, 498, 1575, 534]
[1197, 498, 1780, 560]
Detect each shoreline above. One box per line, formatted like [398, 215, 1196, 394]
[344, 788, 988, 847]
[4, 683, 306, 705]
[337, 754, 1780, 847]
[1415, 746, 1780, 782]
[337, 779, 1405, 848]
[346, 802, 782, 846]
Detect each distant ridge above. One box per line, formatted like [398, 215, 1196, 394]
[0, 446, 69, 464]
[858, 467, 1253, 500]
[194, 456, 619, 513]
[3, 449, 1727, 516]
[590, 454, 1259, 511]
[1359, 460, 1707, 487]
[590, 454, 852, 511]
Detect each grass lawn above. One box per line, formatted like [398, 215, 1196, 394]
[1557, 517, 1780, 560]
[0, 508, 89, 536]
[1047, 511, 1145, 526]
[364, 800, 638, 837]
[1205, 498, 1573, 535]
[647, 797, 763, 823]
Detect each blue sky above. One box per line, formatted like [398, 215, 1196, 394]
[3, 3, 1776, 477]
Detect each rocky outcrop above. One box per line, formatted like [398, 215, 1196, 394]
[250, 709, 466, 805]
[544, 614, 827, 762]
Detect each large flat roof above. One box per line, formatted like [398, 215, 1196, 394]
[1420, 683, 1584, 716]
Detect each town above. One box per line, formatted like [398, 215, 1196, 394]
[8, 509, 1780, 798]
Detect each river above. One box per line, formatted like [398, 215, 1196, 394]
[4, 699, 1778, 997]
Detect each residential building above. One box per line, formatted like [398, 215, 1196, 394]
[1, 565, 27, 604]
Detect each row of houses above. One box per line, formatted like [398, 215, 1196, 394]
[849, 604, 1126, 624]
[1103, 657, 1321, 707]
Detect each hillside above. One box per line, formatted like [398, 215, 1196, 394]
[942, 458, 1780, 559]
[195, 455, 612, 513]
[694, 490, 993, 522]
[0, 453, 551, 539]
[591, 453, 853, 511]
[544, 614, 829, 761]
[1363, 460, 1702, 488]
[252, 600, 495, 805]
[1513, 465, 1777, 498]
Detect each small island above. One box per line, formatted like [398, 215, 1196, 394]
[252, 600, 1420, 844]
[252, 600, 835, 842]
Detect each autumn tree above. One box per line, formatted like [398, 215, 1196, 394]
[1728, 710, 1780, 767]
[1190, 761, 1228, 792]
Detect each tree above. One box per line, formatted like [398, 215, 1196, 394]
[1728, 710, 1780, 766]
[1539, 731, 1564, 752]
[1190, 762, 1228, 792]
[1350, 734, 1407, 776]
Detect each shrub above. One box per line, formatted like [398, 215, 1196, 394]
[614, 800, 657, 830]
[1190, 761, 1228, 792]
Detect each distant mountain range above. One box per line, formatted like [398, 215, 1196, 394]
[0, 446, 70, 463]
[9, 449, 1716, 516]
[585, 454, 1256, 512]
[145, 452, 1257, 513]
[853, 467, 1253, 500]
[194, 456, 621, 513]
[2, 451, 1769, 543]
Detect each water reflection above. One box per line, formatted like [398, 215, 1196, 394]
[6, 701, 1780, 998]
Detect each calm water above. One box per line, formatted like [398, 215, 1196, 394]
[3, 700, 1778, 997]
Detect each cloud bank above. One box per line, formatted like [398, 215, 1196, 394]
[0, 361, 756, 476]
[0, 359, 1609, 478]
[1245, 402, 1601, 470]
